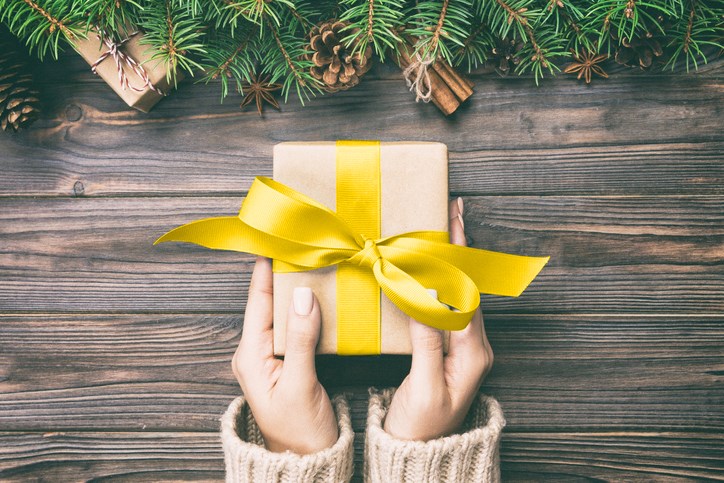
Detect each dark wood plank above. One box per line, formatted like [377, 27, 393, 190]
[0, 195, 721, 314]
[500, 432, 724, 482]
[0, 56, 721, 197]
[1, 314, 721, 432]
[1, 431, 721, 481]
[0, 432, 224, 482]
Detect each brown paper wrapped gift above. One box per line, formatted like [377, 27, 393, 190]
[73, 31, 179, 112]
[272, 141, 451, 355]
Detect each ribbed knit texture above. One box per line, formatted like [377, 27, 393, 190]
[221, 394, 354, 483]
[364, 388, 505, 483]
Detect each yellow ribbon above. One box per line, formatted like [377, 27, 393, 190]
[335, 140, 382, 354]
[155, 175, 549, 337]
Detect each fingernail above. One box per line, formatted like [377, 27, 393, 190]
[456, 198, 465, 231]
[293, 287, 314, 316]
[457, 213, 465, 231]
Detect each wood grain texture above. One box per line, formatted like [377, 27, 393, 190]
[0, 195, 721, 314]
[1, 314, 721, 433]
[0, 56, 721, 197]
[1, 431, 721, 482]
[0, 51, 722, 481]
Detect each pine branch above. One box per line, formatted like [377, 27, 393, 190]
[405, 0, 474, 64]
[200, 21, 257, 99]
[138, 0, 207, 82]
[0, 0, 85, 59]
[82, 0, 141, 37]
[480, 0, 566, 81]
[339, 0, 405, 61]
[664, 0, 724, 71]
[455, 19, 495, 68]
[258, 9, 322, 104]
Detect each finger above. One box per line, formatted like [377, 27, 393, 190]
[280, 287, 321, 386]
[448, 197, 486, 359]
[448, 306, 485, 357]
[242, 257, 274, 335]
[409, 315, 445, 384]
[449, 197, 466, 247]
[237, 256, 274, 361]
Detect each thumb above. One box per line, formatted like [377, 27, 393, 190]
[409, 289, 445, 384]
[282, 287, 321, 385]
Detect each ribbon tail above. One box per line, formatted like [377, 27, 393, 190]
[154, 217, 270, 253]
[385, 236, 549, 297]
[453, 249, 549, 297]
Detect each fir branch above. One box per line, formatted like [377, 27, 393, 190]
[82, 0, 141, 37]
[339, 0, 405, 61]
[490, 0, 561, 79]
[200, 22, 257, 99]
[0, 0, 85, 59]
[664, 0, 724, 71]
[589, 0, 674, 47]
[454, 19, 495, 68]
[22, 0, 75, 38]
[405, 0, 473, 64]
[258, 11, 321, 103]
[138, 0, 206, 82]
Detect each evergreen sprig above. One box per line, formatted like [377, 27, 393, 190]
[339, 0, 405, 61]
[0, 0, 85, 58]
[2, 0, 721, 107]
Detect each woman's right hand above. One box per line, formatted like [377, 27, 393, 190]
[383, 198, 495, 441]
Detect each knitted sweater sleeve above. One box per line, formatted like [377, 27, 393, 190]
[220, 394, 354, 483]
[364, 388, 505, 483]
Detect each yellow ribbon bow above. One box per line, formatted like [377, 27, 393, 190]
[155, 176, 549, 332]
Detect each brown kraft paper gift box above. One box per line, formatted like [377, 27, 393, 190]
[272, 141, 451, 355]
[73, 31, 179, 113]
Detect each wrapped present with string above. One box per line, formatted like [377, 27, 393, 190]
[156, 141, 549, 356]
[73, 29, 180, 112]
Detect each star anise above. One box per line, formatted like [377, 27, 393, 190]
[563, 49, 609, 84]
[240, 72, 282, 115]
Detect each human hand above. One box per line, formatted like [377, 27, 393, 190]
[231, 257, 338, 454]
[383, 198, 494, 441]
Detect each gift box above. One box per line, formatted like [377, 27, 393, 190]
[73, 30, 179, 112]
[272, 141, 451, 355]
[155, 140, 549, 357]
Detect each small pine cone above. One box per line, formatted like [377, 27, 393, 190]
[490, 36, 524, 76]
[612, 20, 667, 70]
[305, 20, 372, 93]
[0, 28, 41, 132]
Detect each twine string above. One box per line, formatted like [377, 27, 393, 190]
[90, 30, 165, 96]
[402, 50, 434, 103]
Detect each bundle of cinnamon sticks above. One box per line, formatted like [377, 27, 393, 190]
[395, 37, 474, 116]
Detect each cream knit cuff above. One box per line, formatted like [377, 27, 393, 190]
[220, 394, 354, 483]
[364, 388, 505, 483]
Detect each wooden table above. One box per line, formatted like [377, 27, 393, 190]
[1, 53, 722, 481]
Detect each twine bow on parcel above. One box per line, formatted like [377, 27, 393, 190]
[91, 30, 164, 95]
[155, 176, 549, 332]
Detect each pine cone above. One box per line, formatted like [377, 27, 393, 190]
[306, 20, 372, 93]
[612, 18, 668, 69]
[0, 28, 41, 132]
[490, 36, 524, 76]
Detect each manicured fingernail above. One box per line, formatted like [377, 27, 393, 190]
[293, 287, 314, 316]
[456, 198, 465, 230]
